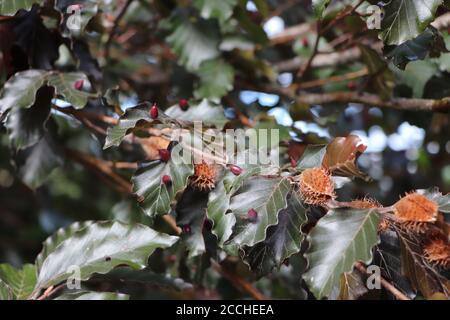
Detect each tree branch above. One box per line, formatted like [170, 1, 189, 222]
[354, 262, 410, 301]
[295, 91, 450, 111]
[105, 0, 134, 58]
[210, 260, 267, 301]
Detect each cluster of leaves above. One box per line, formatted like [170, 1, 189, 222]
[0, 0, 449, 300]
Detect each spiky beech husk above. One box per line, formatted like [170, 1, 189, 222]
[423, 233, 450, 269]
[377, 218, 391, 233]
[350, 197, 381, 209]
[298, 167, 335, 205]
[190, 162, 219, 191]
[394, 193, 438, 223]
[393, 192, 439, 234]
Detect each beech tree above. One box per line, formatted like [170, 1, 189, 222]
[0, 0, 449, 300]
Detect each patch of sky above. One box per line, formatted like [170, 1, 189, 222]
[268, 107, 293, 126]
[352, 122, 425, 153]
[239, 90, 280, 106]
[120, 94, 139, 110]
[387, 122, 425, 151]
[263, 16, 285, 37]
[277, 73, 293, 87]
[294, 121, 330, 138]
[246, 1, 257, 11]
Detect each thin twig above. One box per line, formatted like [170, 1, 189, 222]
[53, 105, 118, 125]
[297, 23, 321, 79]
[104, 0, 134, 58]
[210, 260, 267, 301]
[354, 262, 410, 300]
[296, 68, 368, 90]
[35, 283, 66, 300]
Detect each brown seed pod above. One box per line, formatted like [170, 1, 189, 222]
[190, 161, 219, 191]
[423, 233, 450, 269]
[393, 192, 439, 234]
[394, 193, 438, 223]
[350, 197, 380, 209]
[298, 167, 335, 205]
[377, 218, 391, 233]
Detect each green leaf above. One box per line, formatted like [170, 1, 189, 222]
[0, 70, 47, 114]
[176, 187, 208, 258]
[312, 0, 331, 18]
[193, 0, 237, 23]
[331, 270, 370, 300]
[34, 221, 179, 291]
[36, 221, 95, 273]
[243, 192, 307, 275]
[296, 145, 327, 171]
[394, 60, 437, 98]
[4, 86, 52, 150]
[165, 99, 228, 129]
[46, 72, 96, 109]
[233, 5, 268, 45]
[90, 267, 193, 291]
[207, 180, 236, 246]
[228, 176, 292, 248]
[103, 102, 154, 149]
[54, 290, 129, 300]
[132, 153, 194, 219]
[166, 20, 220, 71]
[379, 0, 443, 45]
[18, 131, 63, 189]
[0, 279, 14, 300]
[194, 59, 235, 99]
[0, 0, 36, 15]
[0, 70, 96, 114]
[303, 208, 380, 299]
[359, 45, 394, 99]
[385, 27, 448, 70]
[0, 264, 37, 300]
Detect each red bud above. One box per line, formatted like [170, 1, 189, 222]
[302, 38, 309, 47]
[162, 175, 172, 186]
[167, 255, 177, 263]
[182, 224, 191, 234]
[247, 208, 258, 222]
[179, 99, 189, 111]
[347, 81, 357, 90]
[203, 218, 212, 230]
[229, 164, 242, 176]
[290, 157, 297, 168]
[150, 104, 158, 119]
[158, 149, 171, 162]
[74, 79, 84, 90]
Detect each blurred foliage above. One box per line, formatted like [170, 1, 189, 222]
[0, 0, 449, 300]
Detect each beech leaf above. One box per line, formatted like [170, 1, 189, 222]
[303, 208, 380, 299]
[322, 135, 369, 181]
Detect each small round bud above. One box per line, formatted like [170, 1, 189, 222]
[247, 208, 258, 222]
[158, 149, 171, 162]
[162, 175, 172, 186]
[229, 164, 242, 176]
[150, 104, 158, 119]
[182, 224, 191, 234]
[74, 79, 84, 90]
[179, 99, 189, 111]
